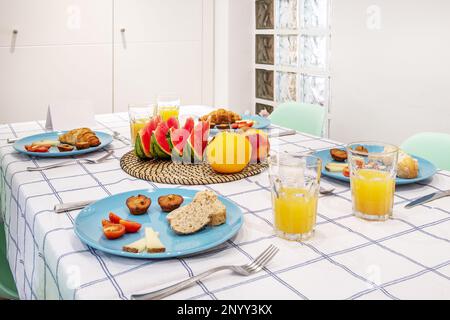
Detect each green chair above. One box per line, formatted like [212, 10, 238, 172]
[269, 102, 326, 136]
[401, 132, 450, 171]
[0, 222, 19, 300]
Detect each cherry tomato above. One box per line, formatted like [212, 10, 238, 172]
[103, 224, 126, 240]
[25, 145, 51, 153]
[343, 166, 350, 177]
[231, 123, 239, 130]
[119, 220, 142, 233]
[101, 219, 115, 227]
[109, 212, 122, 224]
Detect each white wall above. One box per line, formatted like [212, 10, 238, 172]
[214, 0, 253, 114]
[331, 0, 450, 145]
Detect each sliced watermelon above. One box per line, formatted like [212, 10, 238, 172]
[134, 134, 148, 160]
[166, 117, 179, 130]
[151, 121, 171, 159]
[183, 121, 210, 163]
[183, 117, 195, 134]
[138, 116, 162, 158]
[170, 128, 191, 157]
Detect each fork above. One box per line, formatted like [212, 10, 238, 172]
[26, 150, 114, 171]
[130, 244, 279, 300]
[112, 131, 130, 145]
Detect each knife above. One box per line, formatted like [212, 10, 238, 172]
[269, 129, 296, 138]
[404, 190, 450, 209]
[54, 200, 95, 213]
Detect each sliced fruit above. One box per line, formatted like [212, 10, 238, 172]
[101, 219, 115, 227]
[343, 166, 350, 177]
[109, 212, 122, 224]
[134, 135, 148, 160]
[119, 220, 142, 233]
[325, 162, 348, 172]
[103, 224, 126, 240]
[183, 121, 210, 163]
[170, 128, 191, 157]
[151, 121, 172, 159]
[183, 117, 195, 133]
[166, 116, 180, 130]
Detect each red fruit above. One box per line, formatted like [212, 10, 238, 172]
[170, 128, 191, 156]
[119, 220, 142, 233]
[109, 212, 122, 224]
[183, 117, 195, 133]
[167, 117, 180, 130]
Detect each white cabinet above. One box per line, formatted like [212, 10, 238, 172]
[0, 0, 214, 122]
[0, 0, 112, 46]
[0, 45, 112, 123]
[113, 0, 214, 112]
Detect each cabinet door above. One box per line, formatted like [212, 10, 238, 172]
[0, 0, 112, 46]
[113, 0, 214, 112]
[0, 45, 112, 123]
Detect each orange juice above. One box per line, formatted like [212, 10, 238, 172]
[158, 106, 179, 121]
[351, 169, 395, 217]
[273, 187, 318, 235]
[130, 118, 148, 145]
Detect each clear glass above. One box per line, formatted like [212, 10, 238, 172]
[302, 0, 329, 29]
[276, 35, 298, 67]
[277, 0, 298, 29]
[301, 74, 328, 106]
[128, 104, 156, 146]
[269, 153, 322, 241]
[300, 35, 327, 69]
[157, 93, 180, 121]
[347, 142, 399, 221]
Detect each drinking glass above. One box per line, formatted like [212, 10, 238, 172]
[128, 104, 156, 146]
[269, 153, 322, 241]
[157, 93, 180, 121]
[347, 142, 399, 221]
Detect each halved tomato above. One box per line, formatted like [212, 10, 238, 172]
[109, 212, 122, 224]
[24, 145, 51, 153]
[119, 220, 142, 233]
[101, 219, 114, 227]
[103, 224, 126, 240]
[343, 166, 350, 177]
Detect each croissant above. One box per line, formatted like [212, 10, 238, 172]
[58, 128, 101, 147]
[397, 151, 419, 179]
[200, 109, 241, 124]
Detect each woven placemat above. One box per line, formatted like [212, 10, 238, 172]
[120, 151, 268, 185]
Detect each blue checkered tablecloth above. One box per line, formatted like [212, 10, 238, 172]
[0, 112, 449, 300]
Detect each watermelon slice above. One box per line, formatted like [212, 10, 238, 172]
[151, 121, 171, 159]
[166, 117, 179, 130]
[183, 117, 195, 134]
[170, 128, 191, 157]
[134, 135, 147, 160]
[183, 121, 210, 163]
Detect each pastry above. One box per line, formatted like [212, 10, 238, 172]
[354, 145, 368, 154]
[330, 149, 347, 162]
[75, 142, 90, 150]
[199, 109, 241, 125]
[126, 195, 151, 215]
[158, 194, 184, 212]
[397, 151, 419, 179]
[59, 128, 101, 147]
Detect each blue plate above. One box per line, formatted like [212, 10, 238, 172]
[314, 148, 437, 185]
[13, 131, 113, 157]
[209, 115, 271, 135]
[74, 188, 244, 259]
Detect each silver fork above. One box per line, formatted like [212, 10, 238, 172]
[112, 131, 130, 145]
[26, 150, 114, 171]
[130, 244, 279, 300]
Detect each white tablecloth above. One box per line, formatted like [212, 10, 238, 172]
[1, 112, 449, 300]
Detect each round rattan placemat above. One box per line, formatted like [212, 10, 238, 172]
[120, 151, 268, 185]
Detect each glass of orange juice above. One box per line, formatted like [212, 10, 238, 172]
[269, 153, 322, 241]
[128, 104, 156, 146]
[157, 93, 180, 121]
[347, 142, 399, 221]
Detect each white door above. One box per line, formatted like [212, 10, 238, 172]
[0, 0, 113, 123]
[113, 0, 214, 112]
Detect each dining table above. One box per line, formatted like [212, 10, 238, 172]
[0, 110, 449, 300]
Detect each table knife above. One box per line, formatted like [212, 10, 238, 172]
[269, 129, 296, 138]
[404, 190, 450, 209]
[54, 200, 95, 213]
[7, 137, 19, 144]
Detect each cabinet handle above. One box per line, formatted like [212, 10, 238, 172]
[13, 29, 18, 35]
[120, 28, 126, 33]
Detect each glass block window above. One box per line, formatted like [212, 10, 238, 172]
[255, 0, 331, 135]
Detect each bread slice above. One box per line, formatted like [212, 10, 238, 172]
[145, 228, 166, 253]
[167, 203, 211, 235]
[167, 190, 227, 234]
[122, 237, 147, 253]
